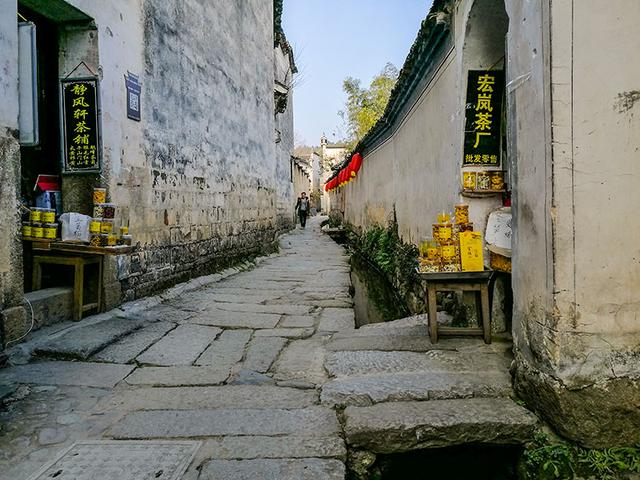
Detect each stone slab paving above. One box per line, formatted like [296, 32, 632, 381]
[0, 218, 539, 480]
[135, 324, 221, 366]
[35, 317, 147, 360]
[195, 329, 252, 366]
[0, 361, 135, 388]
[207, 302, 312, 316]
[198, 436, 346, 460]
[321, 371, 513, 407]
[273, 338, 329, 387]
[91, 321, 176, 364]
[317, 307, 356, 333]
[109, 407, 341, 439]
[343, 398, 539, 453]
[325, 335, 454, 352]
[188, 310, 281, 329]
[96, 386, 318, 412]
[124, 366, 231, 387]
[325, 350, 510, 377]
[279, 314, 317, 328]
[254, 327, 315, 338]
[243, 336, 288, 373]
[198, 458, 346, 480]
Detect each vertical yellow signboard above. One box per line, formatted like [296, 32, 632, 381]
[460, 231, 484, 271]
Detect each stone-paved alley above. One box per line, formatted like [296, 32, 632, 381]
[0, 218, 536, 480]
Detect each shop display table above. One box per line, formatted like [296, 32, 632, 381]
[416, 269, 495, 344]
[25, 239, 132, 321]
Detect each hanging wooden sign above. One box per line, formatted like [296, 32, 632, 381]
[60, 77, 101, 173]
[463, 70, 504, 167]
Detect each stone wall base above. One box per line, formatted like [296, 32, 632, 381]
[514, 358, 640, 448]
[1, 306, 27, 348]
[114, 225, 281, 303]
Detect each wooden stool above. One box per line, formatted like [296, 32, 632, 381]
[32, 254, 102, 321]
[418, 270, 494, 344]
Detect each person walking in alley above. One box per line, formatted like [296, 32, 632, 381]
[295, 192, 310, 228]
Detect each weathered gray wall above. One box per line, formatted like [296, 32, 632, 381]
[274, 44, 296, 229]
[512, 0, 640, 448]
[1, 0, 294, 343]
[61, 0, 293, 301]
[0, 0, 27, 348]
[336, 0, 640, 447]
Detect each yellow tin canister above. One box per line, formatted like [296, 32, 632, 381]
[119, 226, 129, 236]
[89, 218, 102, 234]
[41, 209, 55, 223]
[107, 233, 117, 246]
[30, 208, 42, 222]
[43, 223, 57, 239]
[31, 223, 43, 238]
[22, 222, 32, 238]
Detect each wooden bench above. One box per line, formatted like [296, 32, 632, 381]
[417, 270, 494, 344]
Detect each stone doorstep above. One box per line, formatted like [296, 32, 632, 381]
[24, 287, 74, 330]
[96, 385, 319, 412]
[34, 317, 148, 360]
[320, 371, 513, 407]
[343, 397, 539, 454]
[198, 436, 346, 461]
[198, 458, 345, 480]
[108, 407, 341, 439]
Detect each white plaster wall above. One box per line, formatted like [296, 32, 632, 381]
[550, 0, 640, 381]
[0, 0, 25, 324]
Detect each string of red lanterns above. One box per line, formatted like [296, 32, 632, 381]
[324, 153, 363, 192]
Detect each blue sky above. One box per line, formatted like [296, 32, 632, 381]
[282, 0, 433, 146]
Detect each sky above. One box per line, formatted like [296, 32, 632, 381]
[282, 0, 433, 147]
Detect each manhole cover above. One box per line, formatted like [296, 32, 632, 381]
[27, 440, 201, 480]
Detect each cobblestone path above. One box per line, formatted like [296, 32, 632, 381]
[0, 217, 536, 480]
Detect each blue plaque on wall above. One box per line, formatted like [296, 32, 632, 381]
[125, 72, 142, 121]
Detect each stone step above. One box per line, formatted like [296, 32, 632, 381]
[35, 317, 147, 360]
[200, 436, 346, 460]
[325, 350, 511, 377]
[91, 321, 176, 364]
[24, 287, 74, 330]
[135, 324, 221, 366]
[320, 371, 512, 407]
[199, 458, 345, 480]
[109, 407, 341, 439]
[343, 398, 538, 454]
[0, 361, 135, 388]
[96, 385, 319, 412]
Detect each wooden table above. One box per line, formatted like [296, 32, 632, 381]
[417, 269, 495, 344]
[25, 238, 132, 321]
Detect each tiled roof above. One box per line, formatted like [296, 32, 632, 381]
[274, 0, 298, 74]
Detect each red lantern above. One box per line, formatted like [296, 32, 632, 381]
[351, 153, 363, 177]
